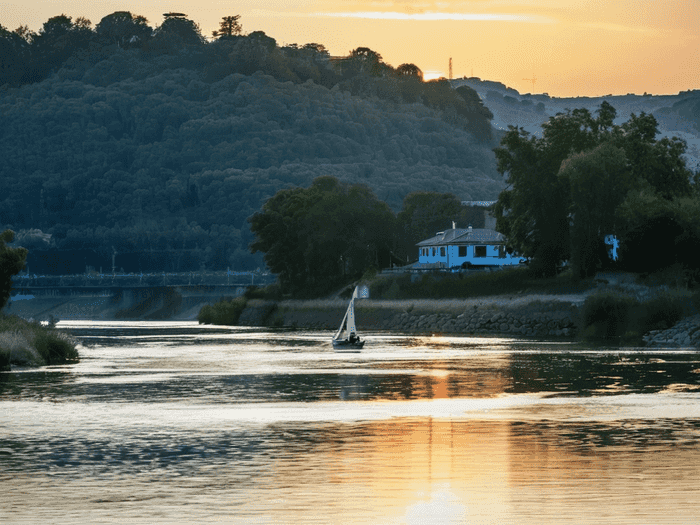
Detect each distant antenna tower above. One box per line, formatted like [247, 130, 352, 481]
[523, 74, 536, 92]
[449, 57, 453, 81]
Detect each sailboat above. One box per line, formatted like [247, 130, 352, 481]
[332, 287, 365, 350]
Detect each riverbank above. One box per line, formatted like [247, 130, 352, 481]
[240, 294, 584, 338]
[0, 314, 78, 370]
[237, 285, 700, 347]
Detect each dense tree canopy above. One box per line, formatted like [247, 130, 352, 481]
[95, 11, 152, 49]
[494, 102, 695, 278]
[1, 11, 501, 274]
[249, 176, 395, 295]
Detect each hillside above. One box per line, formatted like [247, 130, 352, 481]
[455, 77, 700, 171]
[0, 32, 502, 274]
[3, 13, 699, 277]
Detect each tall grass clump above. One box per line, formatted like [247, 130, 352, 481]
[579, 288, 694, 343]
[0, 314, 78, 369]
[580, 292, 639, 341]
[198, 296, 248, 325]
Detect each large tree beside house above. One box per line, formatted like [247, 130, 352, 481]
[249, 176, 395, 296]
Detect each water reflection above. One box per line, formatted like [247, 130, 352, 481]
[2, 321, 700, 524]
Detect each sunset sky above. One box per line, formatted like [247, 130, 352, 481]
[3, 1, 699, 97]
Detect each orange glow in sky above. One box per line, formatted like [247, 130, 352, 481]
[3, 1, 699, 97]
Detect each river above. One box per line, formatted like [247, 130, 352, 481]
[2, 321, 700, 524]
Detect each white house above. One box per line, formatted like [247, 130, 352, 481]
[416, 224, 524, 269]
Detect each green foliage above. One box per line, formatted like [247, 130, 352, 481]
[396, 63, 423, 81]
[641, 290, 692, 331]
[152, 15, 205, 48]
[559, 142, 629, 278]
[616, 192, 700, 280]
[243, 284, 282, 300]
[579, 289, 693, 343]
[0, 19, 502, 274]
[368, 266, 593, 300]
[495, 102, 694, 278]
[396, 191, 484, 260]
[0, 314, 78, 367]
[197, 296, 247, 325]
[249, 176, 395, 296]
[1, 230, 27, 309]
[95, 11, 151, 48]
[212, 16, 242, 39]
[580, 292, 639, 341]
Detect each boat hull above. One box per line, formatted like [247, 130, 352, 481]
[332, 338, 365, 350]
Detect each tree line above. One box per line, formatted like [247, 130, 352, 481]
[1, 12, 501, 274]
[249, 177, 483, 296]
[494, 102, 699, 282]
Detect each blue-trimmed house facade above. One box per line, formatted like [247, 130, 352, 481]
[416, 226, 524, 269]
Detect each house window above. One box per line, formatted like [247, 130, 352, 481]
[458, 246, 467, 257]
[474, 245, 487, 258]
[440, 247, 445, 257]
[432, 248, 435, 256]
[498, 245, 505, 258]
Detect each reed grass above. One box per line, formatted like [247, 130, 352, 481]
[0, 315, 78, 369]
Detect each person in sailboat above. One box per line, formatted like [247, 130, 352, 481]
[349, 332, 359, 344]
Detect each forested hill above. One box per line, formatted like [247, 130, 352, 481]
[0, 14, 501, 273]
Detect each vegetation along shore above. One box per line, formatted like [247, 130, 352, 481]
[198, 268, 700, 347]
[1, 230, 79, 370]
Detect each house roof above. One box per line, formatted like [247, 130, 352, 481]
[416, 227, 505, 247]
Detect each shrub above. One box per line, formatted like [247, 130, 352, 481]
[33, 330, 79, 364]
[580, 291, 639, 341]
[197, 296, 247, 325]
[0, 315, 78, 367]
[367, 266, 592, 300]
[638, 289, 691, 332]
[579, 289, 694, 343]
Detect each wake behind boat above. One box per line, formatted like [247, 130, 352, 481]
[332, 287, 364, 351]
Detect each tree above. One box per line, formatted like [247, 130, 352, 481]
[0, 24, 31, 86]
[153, 15, 205, 47]
[212, 15, 242, 38]
[396, 191, 484, 260]
[396, 63, 423, 81]
[95, 11, 152, 48]
[1, 230, 28, 309]
[249, 176, 395, 295]
[31, 14, 94, 79]
[345, 47, 385, 77]
[495, 102, 694, 277]
[494, 125, 573, 277]
[558, 143, 629, 278]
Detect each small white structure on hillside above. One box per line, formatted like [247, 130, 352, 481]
[416, 224, 524, 269]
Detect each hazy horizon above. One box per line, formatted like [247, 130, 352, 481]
[3, 1, 699, 98]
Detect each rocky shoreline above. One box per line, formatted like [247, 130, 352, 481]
[241, 296, 581, 338]
[239, 294, 700, 347]
[643, 314, 700, 348]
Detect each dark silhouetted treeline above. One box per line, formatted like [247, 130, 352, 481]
[0, 12, 501, 273]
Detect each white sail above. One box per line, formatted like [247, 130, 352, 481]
[333, 304, 349, 340]
[333, 287, 359, 341]
[346, 297, 356, 335]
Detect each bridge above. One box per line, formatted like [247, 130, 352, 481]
[11, 270, 276, 295]
[7, 271, 277, 320]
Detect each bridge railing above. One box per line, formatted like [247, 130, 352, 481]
[12, 271, 277, 289]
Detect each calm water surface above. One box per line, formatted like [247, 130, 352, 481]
[2, 321, 700, 524]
